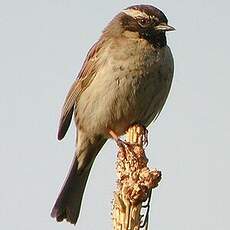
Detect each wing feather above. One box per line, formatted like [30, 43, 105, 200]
[57, 39, 104, 140]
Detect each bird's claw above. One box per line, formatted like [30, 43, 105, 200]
[115, 138, 133, 151]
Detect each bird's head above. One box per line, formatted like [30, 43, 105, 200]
[104, 5, 175, 48]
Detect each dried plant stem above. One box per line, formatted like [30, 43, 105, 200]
[112, 125, 161, 230]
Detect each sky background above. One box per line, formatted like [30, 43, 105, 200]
[0, 0, 229, 229]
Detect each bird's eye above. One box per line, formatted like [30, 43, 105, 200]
[137, 17, 151, 27]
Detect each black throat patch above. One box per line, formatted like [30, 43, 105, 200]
[140, 29, 167, 48]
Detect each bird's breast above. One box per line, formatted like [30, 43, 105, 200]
[76, 39, 173, 137]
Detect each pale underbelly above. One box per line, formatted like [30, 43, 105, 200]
[75, 68, 169, 137]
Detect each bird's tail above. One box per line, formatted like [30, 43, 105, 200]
[51, 134, 106, 225]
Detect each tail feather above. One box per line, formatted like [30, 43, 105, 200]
[51, 135, 106, 224]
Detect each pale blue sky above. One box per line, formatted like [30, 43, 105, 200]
[0, 0, 229, 229]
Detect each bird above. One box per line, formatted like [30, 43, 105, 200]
[51, 4, 175, 225]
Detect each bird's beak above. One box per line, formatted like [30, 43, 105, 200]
[154, 23, 175, 32]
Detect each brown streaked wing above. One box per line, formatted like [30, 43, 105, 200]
[57, 39, 105, 140]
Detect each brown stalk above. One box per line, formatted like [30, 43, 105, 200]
[112, 124, 161, 230]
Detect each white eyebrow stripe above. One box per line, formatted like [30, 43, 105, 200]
[122, 9, 149, 19]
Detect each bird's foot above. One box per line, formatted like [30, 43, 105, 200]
[109, 129, 132, 151]
[116, 138, 133, 150]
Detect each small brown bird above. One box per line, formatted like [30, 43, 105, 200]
[51, 4, 175, 225]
